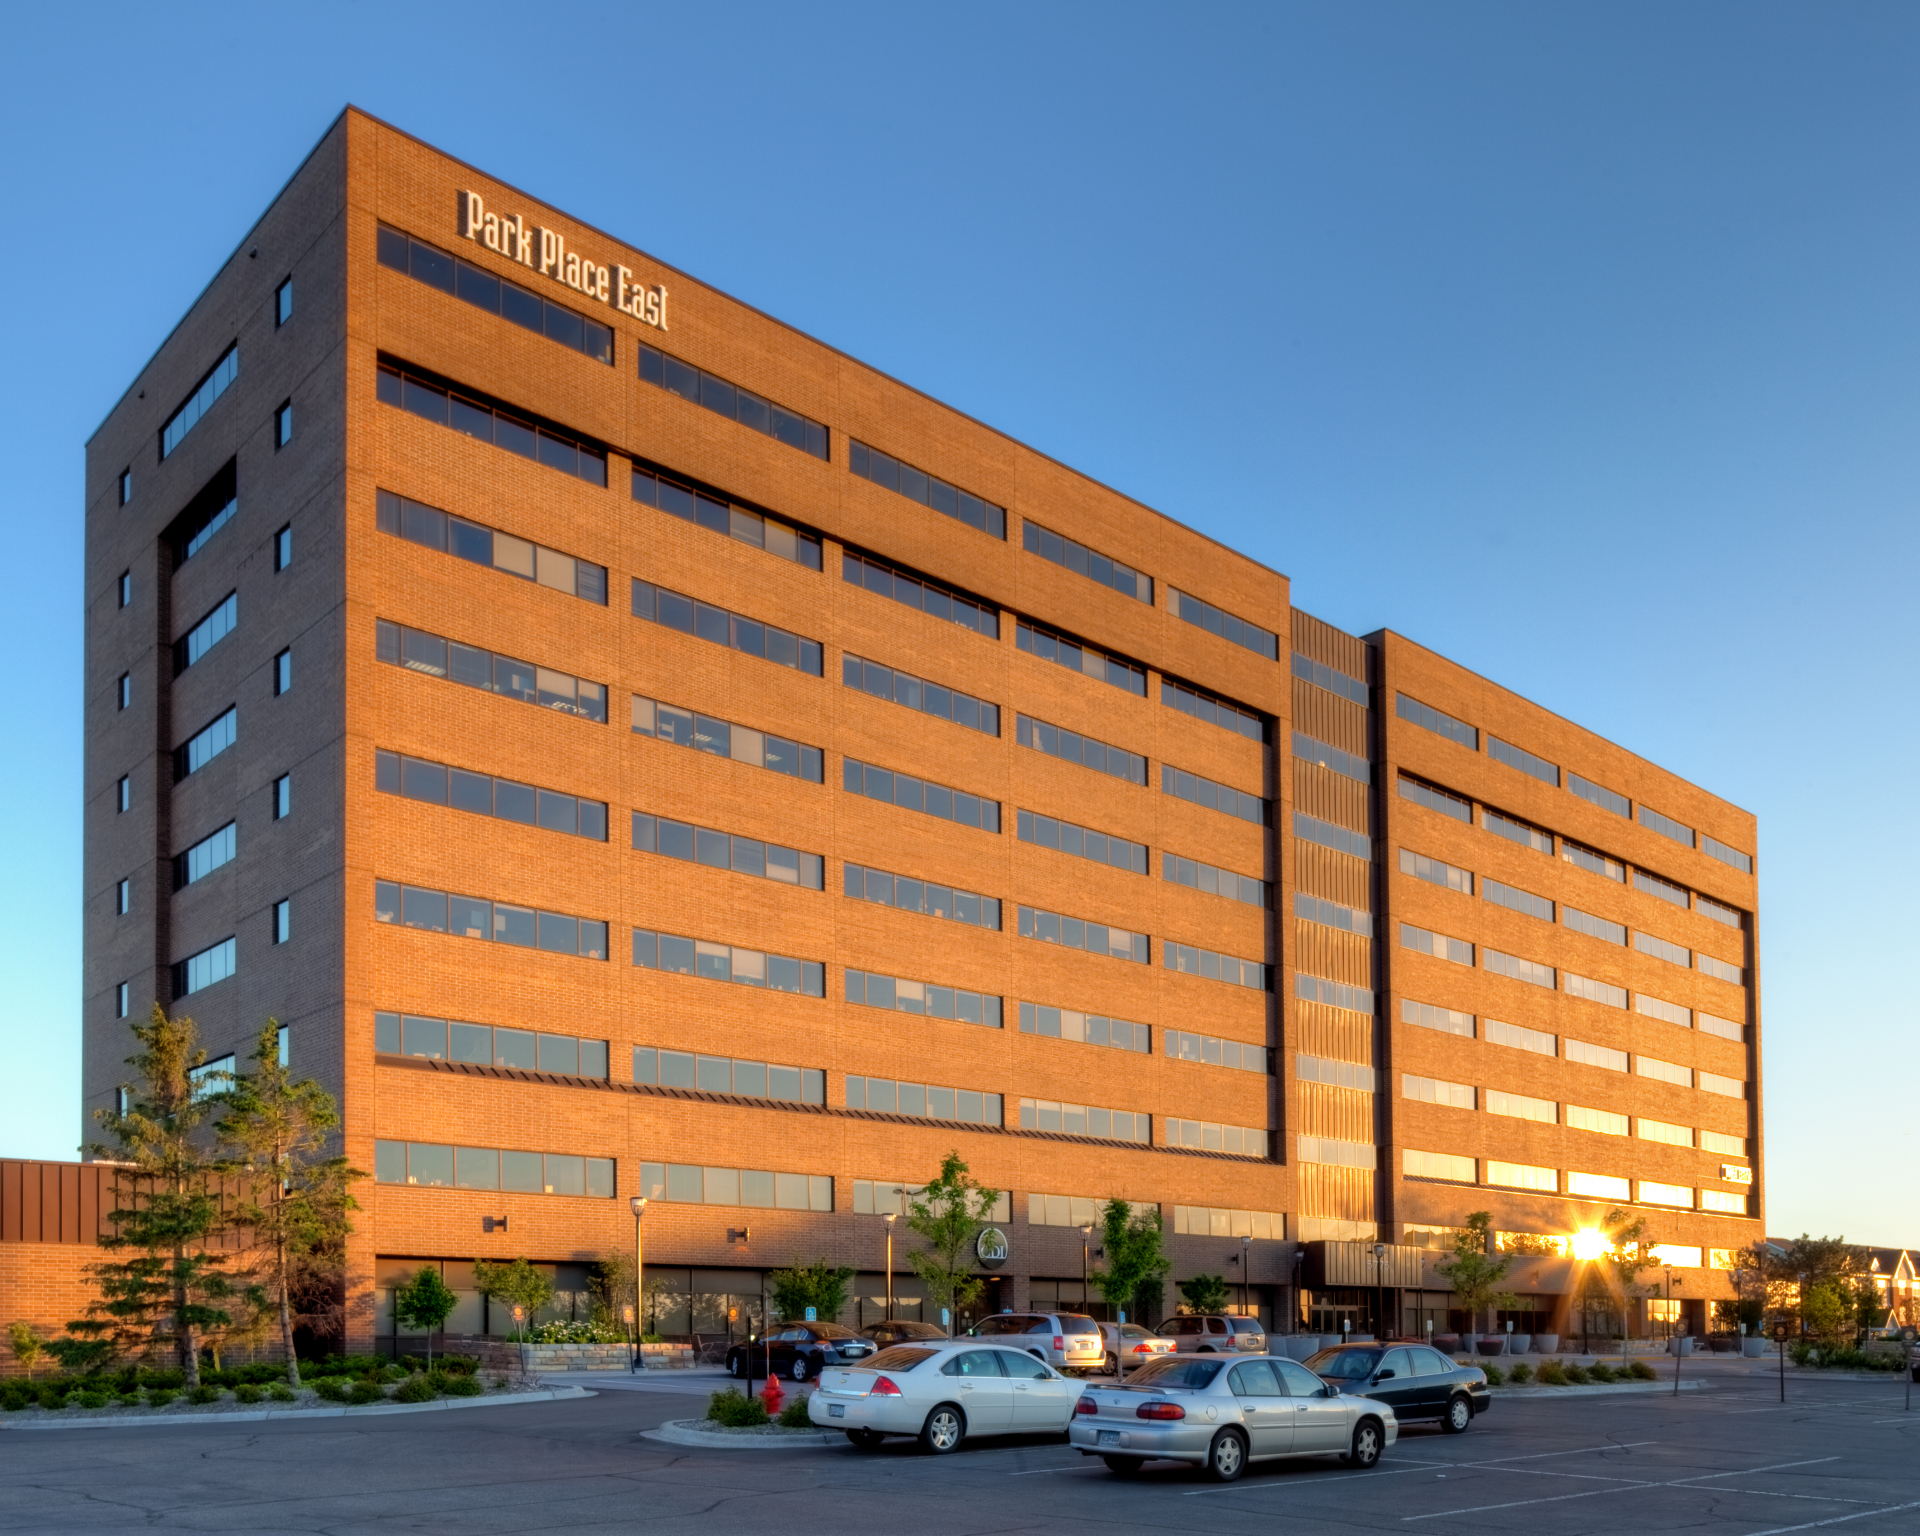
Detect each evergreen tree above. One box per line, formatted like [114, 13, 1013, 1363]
[63, 1005, 237, 1386]
[217, 1021, 363, 1386]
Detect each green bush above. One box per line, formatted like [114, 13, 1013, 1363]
[393, 1374, 437, 1403]
[117, 1392, 141, 1408]
[1563, 1365, 1592, 1385]
[435, 1354, 479, 1377]
[1481, 1364, 1506, 1386]
[706, 1387, 770, 1427]
[268, 1382, 297, 1402]
[1506, 1361, 1533, 1384]
[40, 1385, 72, 1409]
[1535, 1361, 1570, 1386]
[76, 1390, 111, 1409]
[188, 1384, 222, 1405]
[1628, 1360, 1658, 1380]
[348, 1378, 386, 1404]
[1586, 1363, 1617, 1383]
[778, 1395, 813, 1428]
[313, 1377, 350, 1402]
[234, 1384, 262, 1404]
[379, 1364, 410, 1384]
[146, 1387, 178, 1408]
[441, 1372, 483, 1398]
[0, 1384, 32, 1412]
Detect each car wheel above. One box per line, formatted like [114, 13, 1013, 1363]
[1350, 1419, 1383, 1469]
[920, 1404, 965, 1454]
[1104, 1353, 1118, 1375]
[1197, 1346, 1215, 1354]
[1442, 1393, 1472, 1433]
[1103, 1454, 1144, 1476]
[846, 1428, 883, 1450]
[791, 1356, 812, 1382]
[1205, 1429, 1247, 1482]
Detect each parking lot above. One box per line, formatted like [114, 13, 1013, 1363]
[2, 1368, 1916, 1534]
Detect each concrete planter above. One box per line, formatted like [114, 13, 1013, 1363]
[1432, 1334, 1461, 1354]
[1667, 1336, 1695, 1356]
[1510, 1334, 1532, 1355]
[1741, 1338, 1768, 1358]
[1531, 1334, 1558, 1353]
[1475, 1338, 1506, 1357]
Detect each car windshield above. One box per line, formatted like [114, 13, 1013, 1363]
[1119, 1325, 1153, 1340]
[1124, 1356, 1227, 1390]
[1308, 1348, 1383, 1379]
[862, 1347, 936, 1371]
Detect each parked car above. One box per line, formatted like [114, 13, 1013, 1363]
[1069, 1353, 1398, 1480]
[965, 1312, 1105, 1372]
[1303, 1343, 1491, 1432]
[809, 1339, 1081, 1451]
[1159, 1315, 1267, 1354]
[725, 1322, 876, 1381]
[1100, 1321, 1175, 1374]
[859, 1320, 949, 1349]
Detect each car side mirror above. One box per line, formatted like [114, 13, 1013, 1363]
[1375, 1369, 1395, 1381]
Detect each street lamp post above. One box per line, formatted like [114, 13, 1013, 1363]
[1080, 1224, 1093, 1315]
[883, 1212, 897, 1323]
[629, 1196, 648, 1372]
[1241, 1235, 1252, 1322]
[1373, 1242, 1386, 1340]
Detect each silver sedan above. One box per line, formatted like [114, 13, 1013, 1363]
[808, 1339, 1081, 1452]
[1068, 1353, 1398, 1480]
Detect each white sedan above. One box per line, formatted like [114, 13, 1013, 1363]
[808, 1339, 1081, 1452]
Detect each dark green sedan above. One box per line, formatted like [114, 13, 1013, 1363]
[1304, 1343, 1492, 1433]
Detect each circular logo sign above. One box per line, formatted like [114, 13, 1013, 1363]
[975, 1226, 1009, 1269]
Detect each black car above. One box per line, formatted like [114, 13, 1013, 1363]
[1303, 1343, 1492, 1432]
[859, 1320, 950, 1348]
[726, 1322, 876, 1381]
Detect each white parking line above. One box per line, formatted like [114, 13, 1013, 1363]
[1741, 1502, 1920, 1535]
[1399, 1455, 1841, 1521]
[1182, 1442, 1659, 1495]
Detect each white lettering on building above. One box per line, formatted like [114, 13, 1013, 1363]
[458, 190, 665, 331]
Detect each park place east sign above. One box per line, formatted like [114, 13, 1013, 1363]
[458, 190, 667, 331]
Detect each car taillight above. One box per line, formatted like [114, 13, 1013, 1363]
[1074, 1396, 1099, 1416]
[1054, 1336, 1065, 1350]
[1136, 1401, 1185, 1420]
[1131, 1343, 1153, 1353]
[871, 1376, 902, 1397]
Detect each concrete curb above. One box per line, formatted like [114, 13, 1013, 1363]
[643, 1417, 840, 1449]
[0, 1385, 592, 1431]
[1491, 1378, 1708, 1397]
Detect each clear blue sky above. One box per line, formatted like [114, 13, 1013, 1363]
[2, 3, 1911, 1244]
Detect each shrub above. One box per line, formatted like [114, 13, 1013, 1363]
[490, 1375, 510, 1391]
[146, 1387, 178, 1408]
[76, 1390, 111, 1409]
[778, 1395, 813, 1428]
[1586, 1363, 1617, 1383]
[117, 1392, 142, 1408]
[393, 1374, 437, 1403]
[1563, 1365, 1592, 1385]
[234, 1384, 263, 1404]
[441, 1373, 482, 1398]
[1628, 1360, 1657, 1380]
[348, 1378, 386, 1404]
[188, 1384, 222, 1405]
[435, 1354, 479, 1377]
[706, 1387, 770, 1427]
[268, 1382, 297, 1402]
[313, 1377, 350, 1402]
[1507, 1362, 1533, 1384]
[1535, 1361, 1570, 1386]
[1481, 1364, 1506, 1387]
[0, 1384, 32, 1412]
[40, 1385, 72, 1409]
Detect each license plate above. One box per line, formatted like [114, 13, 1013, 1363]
[828, 1403, 845, 1418]
[1098, 1430, 1120, 1445]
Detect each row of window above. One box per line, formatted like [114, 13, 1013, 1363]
[1019, 1001, 1150, 1054]
[1164, 851, 1268, 907]
[1018, 904, 1149, 964]
[849, 440, 1005, 539]
[630, 694, 823, 781]
[631, 928, 825, 996]
[1016, 619, 1147, 696]
[1295, 812, 1370, 861]
[1161, 764, 1267, 825]
[1021, 519, 1151, 603]
[176, 592, 236, 673]
[376, 1141, 617, 1197]
[1399, 996, 1747, 1093]
[1400, 1150, 1749, 1213]
[1168, 1118, 1265, 1156]
[377, 619, 609, 721]
[843, 653, 1000, 736]
[378, 750, 608, 840]
[378, 361, 608, 486]
[1167, 941, 1268, 991]
[1163, 678, 1263, 741]
[374, 1012, 610, 1077]
[1169, 588, 1278, 660]
[843, 863, 1001, 929]
[1171, 1204, 1285, 1239]
[1295, 892, 1373, 937]
[1296, 1053, 1374, 1091]
[1021, 1098, 1150, 1144]
[1401, 1073, 1749, 1153]
[631, 812, 823, 889]
[1295, 973, 1374, 1014]
[1016, 808, 1147, 875]
[842, 551, 998, 639]
[1017, 714, 1146, 786]
[633, 465, 822, 569]
[380, 225, 614, 365]
[641, 1162, 835, 1210]
[631, 577, 823, 675]
[378, 489, 608, 603]
[847, 1076, 1003, 1125]
[638, 343, 828, 459]
[375, 880, 609, 958]
[175, 821, 235, 889]
[843, 969, 1003, 1027]
[843, 756, 1001, 832]
[1293, 731, 1369, 784]
[1167, 1028, 1269, 1074]
[162, 346, 238, 459]
[1394, 692, 1752, 873]
[631, 1047, 826, 1104]
[1291, 651, 1369, 708]
[175, 707, 236, 780]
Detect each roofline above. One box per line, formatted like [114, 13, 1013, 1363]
[1361, 624, 1758, 821]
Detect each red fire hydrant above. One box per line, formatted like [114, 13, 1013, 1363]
[760, 1373, 785, 1417]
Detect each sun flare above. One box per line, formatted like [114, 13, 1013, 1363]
[1570, 1229, 1609, 1262]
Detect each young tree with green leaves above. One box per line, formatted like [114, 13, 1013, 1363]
[904, 1151, 1002, 1326]
[1090, 1199, 1171, 1325]
[473, 1258, 554, 1340]
[588, 1252, 636, 1333]
[216, 1021, 362, 1386]
[1434, 1212, 1517, 1334]
[61, 1005, 238, 1386]
[394, 1267, 460, 1367]
[7, 1322, 44, 1380]
[770, 1260, 856, 1323]
[1178, 1274, 1231, 1315]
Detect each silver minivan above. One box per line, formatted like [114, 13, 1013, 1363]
[1159, 1315, 1267, 1354]
[967, 1312, 1106, 1371]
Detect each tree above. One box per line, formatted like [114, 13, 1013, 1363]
[7, 1322, 44, 1380]
[473, 1258, 553, 1340]
[62, 1005, 239, 1386]
[770, 1260, 855, 1324]
[1434, 1212, 1516, 1333]
[1090, 1200, 1171, 1325]
[904, 1151, 1002, 1326]
[394, 1267, 460, 1367]
[640, 1275, 676, 1340]
[216, 1021, 363, 1386]
[1801, 1281, 1849, 1343]
[1178, 1274, 1231, 1315]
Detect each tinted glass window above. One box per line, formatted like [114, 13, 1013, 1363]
[1309, 1349, 1382, 1380]
[864, 1347, 935, 1371]
[1228, 1361, 1283, 1396]
[1274, 1359, 1325, 1397]
[943, 1350, 1007, 1377]
[1000, 1351, 1054, 1379]
[1378, 1348, 1413, 1379]
[1412, 1348, 1452, 1376]
[1127, 1356, 1224, 1389]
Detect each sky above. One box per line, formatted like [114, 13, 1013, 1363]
[1, 2, 1912, 1245]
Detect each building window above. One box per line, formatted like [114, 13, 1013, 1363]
[1398, 775, 1470, 823]
[1633, 868, 1690, 908]
[630, 693, 822, 781]
[849, 440, 1003, 538]
[1295, 812, 1370, 860]
[1168, 588, 1277, 659]
[1294, 973, 1373, 1013]
[852, 1077, 1004, 1125]
[1561, 839, 1625, 882]
[1634, 931, 1691, 968]
[1486, 1090, 1557, 1125]
[1404, 1148, 1476, 1184]
[175, 593, 237, 673]
[1563, 906, 1625, 945]
[1401, 998, 1473, 1037]
[1699, 1189, 1748, 1215]
[173, 937, 236, 998]
[1020, 1098, 1148, 1143]
[1400, 923, 1473, 966]
[1163, 677, 1262, 739]
[375, 880, 609, 960]
[842, 551, 997, 638]
[638, 343, 828, 457]
[273, 648, 292, 695]
[1564, 1037, 1628, 1071]
[1485, 948, 1555, 989]
[1395, 693, 1477, 750]
[1636, 994, 1691, 1028]
[118, 469, 132, 506]
[1485, 1018, 1556, 1056]
[376, 619, 607, 723]
[1018, 809, 1147, 875]
[1565, 1104, 1628, 1136]
[1639, 1181, 1694, 1209]
[1296, 1054, 1372, 1090]
[1637, 1118, 1692, 1148]
[1294, 892, 1371, 936]
[1698, 1011, 1743, 1042]
[277, 1025, 289, 1066]
[115, 982, 129, 1019]
[117, 673, 131, 710]
[1162, 763, 1267, 824]
[376, 1141, 616, 1198]
[633, 812, 820, 888]
[1564, 973, 1626, 1009]
[1025, 1001, 1152, 1054]
[172, 463, 237, 565]
[1638, 804, 1695, 848]
[380, 488, 609, 603]
[1702, 835, 1751, 874]
[1483, 808, 1553, 855]
[116, 879, 130, 915]
[1018, 714, 1144, 786]
[1399, 848, 1471, 894]
[1402, 1073, 1473, 1109]
[273, 773, 291, 819]
[1486, 1161, 1557, 1192]
[118, 571, 131, 608]
[1699, 1128, 1746, 1157]
[1293, 731, 1370, 784]
[1699, 1070, 1746, 1099]
[274, 523, 292, 571]
[1018, 619, 1147, 697]
[634, 467, 822, 571]
[376, 1011, 609, 1078]
[174, 822, 237, 888]
[1488, 736, 1559, 787]
[1291, 651, 1369, 707]
[273, 899, 291, 944]
[117, 775, 130, 812]
[633, 1047, 822, 1103]
[1567, 1171, 1630, 1200]
[845, 969, 1002, 1028]
[1022, 904, 1150, 964]
[843, 863, 1001, 930]
[1696, 894, 1743, 929]
[1483, 877, 1553, 922]
[1635, 1055, 1693, 1088]
[1296, 1135, 1372, 1168]
[162, 345, 239, 459]
[1568, 772, 1630, 817]
[843, 653, 999, 736]
[1023, 519, 1152, 603]
[380, 224, 615, 367]
[631, 927, 823, 995]
[1698, 952, 1745, 985]
[377, 748, 609, 842]
[376, 360, 608, 486]
[274, 401, 293, 448]
[843, 756, 1001, 833]
[631, 578, 822, 675]
[1166, 851, 1268, 907]
[276, 277, 293, 326]
[635, 1162, 833, 1211]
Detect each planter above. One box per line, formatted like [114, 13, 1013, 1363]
[1461, 1332, 1481, 1355]
[1282, 1338, 1318, 1361]
[1510, 1334, 1531, 1355]
[1531, 1335, 1558, 1354]
[1432, 1334, 1460, 1354]
[1741, 1338, 1768, 1358]
[1667, 1336, 1694, 1356]
[1708, 1337, 1737, 1354]
[1320, 1335, 1342, 1351]
[1476, 1338, 1506, 1357]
